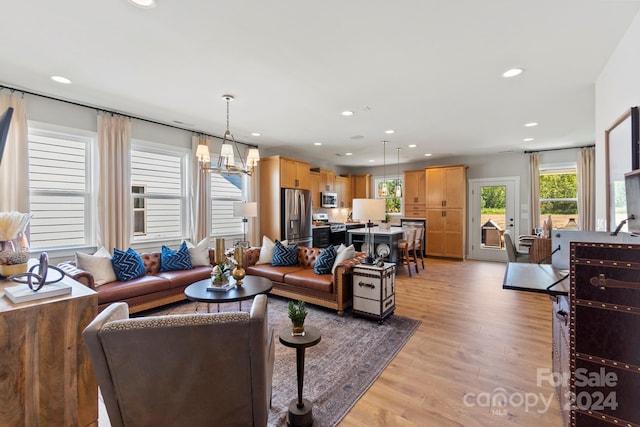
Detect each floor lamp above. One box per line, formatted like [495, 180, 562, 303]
[233, 202, 257, 247]
[351, 198, 386, 264]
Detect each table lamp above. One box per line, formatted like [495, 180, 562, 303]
[233, 201, 257, 247]
[351, 198, 386, 263]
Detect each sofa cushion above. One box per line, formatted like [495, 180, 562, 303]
[157, 266, 212, 288]
[112, 248, 147, 281]
[283, 268, 333, 293]
[186, 237, 210, 267]
[246, 264, 303, 282]
[94, 275, 173, 305]
[332, 244, 356, 274]
[76, 247, 117, 286]
[272, 242, 298, 267]
[160, 242, 193, 272]
[314, 245, 337, 275]
[257, 236, 288, 264]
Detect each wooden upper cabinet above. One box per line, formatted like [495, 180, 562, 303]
[350, 174, 371, 199]
[335, 175, 351, 208]
[311, 168, 336, 192]
[281, 157, 310, 190]
[404, 169, 426, 204]
[426, 165, 466, 209]
[310, 172, 320, 209]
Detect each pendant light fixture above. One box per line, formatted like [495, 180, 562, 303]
[395, 147, 403, 197]
[380, 141, 388, 197]
[196, 94, 260, 175]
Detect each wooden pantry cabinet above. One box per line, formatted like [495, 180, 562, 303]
[403, 169, 426, 218]
[280, 157, 311, 190]
[335, 175, 351, 208]
[349, 174, 372, 200]
[310, 171, 320, 209]
[425, 165, 467, 258]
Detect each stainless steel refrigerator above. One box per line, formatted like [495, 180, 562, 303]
[281, 188, 312, 246]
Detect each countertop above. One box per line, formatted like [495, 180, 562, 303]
[347, 226, 405, 235]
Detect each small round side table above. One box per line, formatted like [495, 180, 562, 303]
[278, 325, 321, 427]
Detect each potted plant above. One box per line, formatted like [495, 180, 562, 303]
[288, 300, 308, 336]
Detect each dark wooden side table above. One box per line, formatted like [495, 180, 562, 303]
[279, 325, 321, 427]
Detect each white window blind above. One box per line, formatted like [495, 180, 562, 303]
[211, 173, 243, 237]
[131, 148, 185, 241]
[28, 131, 91, 249]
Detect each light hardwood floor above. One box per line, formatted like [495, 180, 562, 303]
[339, 257, 563, 427]
[97, 257, 563, 426]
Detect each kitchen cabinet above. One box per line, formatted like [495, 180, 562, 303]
[403, 169, 426, 218]
[281, 157, 311, 190]
[259, 155, 311, 242]
[425, 165, 466, 258]
[310, 171, 320, 209]
[335, 175, 351, 208]
[349, 174, 371, 200]
[311, 168, 335, 192]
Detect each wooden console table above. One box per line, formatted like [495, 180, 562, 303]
[0, 274, 98, 426]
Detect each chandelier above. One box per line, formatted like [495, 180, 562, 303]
[196, 94, 260, 175]
[380, 140, 388, 197]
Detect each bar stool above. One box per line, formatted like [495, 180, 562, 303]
[412, 227, 425, 270]
[397, 227, 417, 276]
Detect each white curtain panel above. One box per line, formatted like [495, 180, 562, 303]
[97, 113, 132, 251]
[529, 153, 540, 230]
[577, 147, 595, 231]
[248, 166, 258, 247]
[191, 134, 211, 242]
[0, 91, 29, 212]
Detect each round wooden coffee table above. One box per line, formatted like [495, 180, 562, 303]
[184, 275, 272, 312]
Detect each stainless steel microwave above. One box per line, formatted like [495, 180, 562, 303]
[321, 192, 338, 208]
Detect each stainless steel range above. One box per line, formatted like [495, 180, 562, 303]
[312, 213, 364, 246]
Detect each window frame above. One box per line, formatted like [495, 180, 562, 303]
[538, 162, 578, 227]
[374, 175, 403, 217]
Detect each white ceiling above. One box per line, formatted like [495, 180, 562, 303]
[2, 0, 640, 167]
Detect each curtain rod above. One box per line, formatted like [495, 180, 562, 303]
[524, 144, 594, 154]
[0, 84, 258, 149]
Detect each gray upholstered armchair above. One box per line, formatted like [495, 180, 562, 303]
[82, 295, 274, 427]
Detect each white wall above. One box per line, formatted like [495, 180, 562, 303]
[595, 10, 640, 230]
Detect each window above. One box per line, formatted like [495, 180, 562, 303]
[539, 163, 578, 228]
[28, 129, 94, 249]
[374, 177, 403, 214]
[211, 173, 244, 239]
[131, 146, 186, 241]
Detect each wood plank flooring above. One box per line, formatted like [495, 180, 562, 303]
[339, 257, 563, 427]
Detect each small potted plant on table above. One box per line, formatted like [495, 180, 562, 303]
[288, 300, 308, 336]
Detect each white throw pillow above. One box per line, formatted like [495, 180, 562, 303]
[332, 244, 356, 274]
[76, 247, 117, 286]
[186, 237, 210, 266]
[257, 236, 288, 264]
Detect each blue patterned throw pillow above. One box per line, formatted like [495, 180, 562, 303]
[160, 241, 193, 272]
[112, 248, 147, 281]
[272, 241, 299, 267]
[314, 245, 337, 275]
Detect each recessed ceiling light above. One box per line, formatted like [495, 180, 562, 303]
[524, 122, 539, 127]
[385, 130, 395, 134]
[128, 0, 156, 8]
[523, 138, 534, 142]
[341, 111, 354, 116]
[369, 159, 375, 163]
[50, 75, 72, 84]
[345, 152, 353, 156]
[313, 142, 322, 146]
[502, 68, 524, 78]
[424, 153, 432, 157]
[408, 144, 417, 148]
[251, 132, 261, 137]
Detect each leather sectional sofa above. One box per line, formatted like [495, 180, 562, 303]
[244, 246, 367, 316]
[58, 250, 215, 314]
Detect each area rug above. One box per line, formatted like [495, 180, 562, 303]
[144, 295, 421, 427]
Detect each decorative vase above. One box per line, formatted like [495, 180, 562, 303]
[0, 262, 28, 278]
[232, 267, 245, 285]
[291, 324, 305, 336]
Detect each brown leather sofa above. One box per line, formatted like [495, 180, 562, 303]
[58, 250, 215, 313]
[82, 295, 274, 427]
[244, 246, 366, 316]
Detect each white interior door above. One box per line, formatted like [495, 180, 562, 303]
[468, 177, 519, 262]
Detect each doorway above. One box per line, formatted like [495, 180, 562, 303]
[468, 177, 520, 262]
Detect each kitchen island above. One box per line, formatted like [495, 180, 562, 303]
[347, 226, 405, 263]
